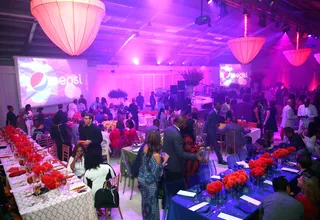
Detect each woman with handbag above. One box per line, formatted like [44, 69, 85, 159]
[138, 132, 169, 220]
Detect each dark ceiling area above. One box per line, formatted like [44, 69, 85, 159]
[0, 0, 319, 66]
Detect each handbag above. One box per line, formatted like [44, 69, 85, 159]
[94, 180, 119, 208]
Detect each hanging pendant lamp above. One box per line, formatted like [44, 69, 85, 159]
[283, 32, 311, 66]
[30, 0, 106, 56]
[314, 53, 320, 64]
[227, 14, 265, 64]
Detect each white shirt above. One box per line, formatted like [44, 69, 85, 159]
[297, 104, 318, 129]
[220, 102, 230, 118]
[67, 156, 85, 177]
[303, 135, 317, 150]
[68, 103, 78, 119]
[84, 164, 116, 198]
[280, 105, 298, 128]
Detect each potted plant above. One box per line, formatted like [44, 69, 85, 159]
[179, 68, 204, 96]
[108, 89, 128, 104]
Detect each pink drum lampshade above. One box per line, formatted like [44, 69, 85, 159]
[283, 48, 312, 66]
[314, 53, 320, 64]
[227, 37, 265, 64]
[30, 0, 106, 56]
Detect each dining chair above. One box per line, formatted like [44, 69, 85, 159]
[227, 154, 240, 169]
[48, 142, 57, 158]
[237, 148, 248, 161]
[225, 130, 236, 154]
[163, 179, 186, 220]
[99, 173, 123, 220]
[216, 132, 225, 154]
[61, 144, 70, 166]
[120, 149, 135, 200]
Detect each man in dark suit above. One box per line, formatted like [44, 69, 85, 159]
[55, 104, 68, 124]
[218, 119, 250, 148]
[203, 103, 227, 165]
[163, 115, 205, 181]
[150, 91, 156, 110]
[284, 127, 306, 150]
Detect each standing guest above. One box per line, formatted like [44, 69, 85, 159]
[168, 94, 176, 112]
[71, 117, 80, 146]
[123, 97, 130, 107]
[55, 104, 68, 124]
[298, 98, 318, 133]
[203, 103, 227, 165]
[78, 113, 103, 162]
[67, 144, 86, 178]
[157, 97, 165, 112]
[136, 92, 145, 110]
[280, 99, 298, 140]
[303, 122, 318, 156]
[101, 97, 108, 110]
[90, 97, 102, 112]
[145, 119, 160, 141]
[23, 104, 33, 136]
[138, 132, 169, 220]
[36, 107, 44, 125]
[163, 116, 205, 181]
[6, 105, 17, 127]
[84, 152, 116, 199]
[77, 99, 86, 114]
[296, 173, 320, 220]
[263, 100, 278, 132]
[68, 99, 78, 119]
[95, 106, 104, 124]
[168, 111, 175, 126]
[184, 95, 192, 115]
[259, 176, 304, 220]
[252, 100, 262, 129]
[50, 115, 72, 161]
[150, 91, 156, 110]
[109, 120, 126, 157]
[157, 108, 167, 130]
[79, 94, 87, 110]
[220, 98, 231, 119]
[125, 119, 139, 146]
[128, 98, 139, 130]
[284, 127, 306, 150]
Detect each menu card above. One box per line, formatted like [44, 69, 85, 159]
[281, 167, 299, 173]
[177, 190, 196, 197]
[210, 175, 221, 179]
[240, 195, 261, 206]
[188, 202, 209, 212]
[217, 212, 243, 220]
[263, 180, 273, 185]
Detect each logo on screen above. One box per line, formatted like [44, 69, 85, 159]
[30, 72, 48, 91]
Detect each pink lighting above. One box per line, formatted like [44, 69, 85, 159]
[227, 14, 265, 64]
[283, 32, 312, 66]
[132, 58, 140, 65]
[157, 61, 161, 65]
[207, 0, 213, 4]
[30, 0, 105, 56]
[315, 53, 320, 64]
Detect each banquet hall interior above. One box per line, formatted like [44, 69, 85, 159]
[0, 0, 320, 219]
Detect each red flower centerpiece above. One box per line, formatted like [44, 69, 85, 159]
[41, 171, 64, 190]
[206, 181, 223, 198]
[27, 153, 43, 163]
[222, 170, 248, 191]
[272, 148, 289, 160]
[250, 167, 265, 179]
[287, 146, 296, 153]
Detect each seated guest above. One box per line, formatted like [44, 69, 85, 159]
[218, 118, 249, 148]
[77, 99, 86, 114]
[303, 122, 318, 156]
[260, 176, 304, 220]
[55, 104, 68, 124]
[220, 98, 231, 119]
[68, 99, 78, 119]
[284, 127, 306, 150]
[157, 108, 167, 130]
[36, 107, 44, 125]
[95, 106, 104, 124]
[6, 105, 17, 127]
[31, 122, 45, 141]
[254, 130, 274, 151]
[131, 119, 160, 178]
[84, 152, 116, 199]
[125, 119, 139, 146]
[296, 173, 320, 220]
[297, 155, 313, 176]
[109, 120, 126, 157]
[138, 132, 169, 220]
[67, 144, 85, 178]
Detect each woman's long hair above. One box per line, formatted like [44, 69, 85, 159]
[181, 120, 195, 142]
[146, 132, 161, 169]
[301, 173, 320, 207]
[157, 108, 165, 120]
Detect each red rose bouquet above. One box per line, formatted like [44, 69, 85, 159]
[272, 148, 289, 160]
[287, 146, 296, 153]
[260, 152, 271, 158]
[222, 170, 248, 190]
[32, 162, 53, 175]
[41, 171, 64, 190]
[27, 153, 43, 163]
[206, 181, 223, 197]
[250, 167, 265, 178]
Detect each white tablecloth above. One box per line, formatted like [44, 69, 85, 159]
[138, 114, 155, 126]
[0, 140, 97, 220]
[246, 127, 261, 143]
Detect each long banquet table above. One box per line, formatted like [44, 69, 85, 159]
[167, 167, 298, 220]
[0, 137, 98, 220]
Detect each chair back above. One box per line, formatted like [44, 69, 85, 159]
[62, 144, 70, 162]
[226, 130, 236, 147]
[227, 155, 240, 169]
[105, 173, 120, 192]
[121, 149, 132, 177]
[248, 122, 257, 128]
[46, 133, 56, 149]
[237, 148, 248, 161]
[48, 143, 57, 157]
[36, 134, 47, 147]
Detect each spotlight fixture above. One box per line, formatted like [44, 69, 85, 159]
[243, 8, 250, 18]
[270, 0, 275, 6]
[182, 62, 185, 65]
[308, 34, 312, 38]
[132, 58, 139, 65]
[157, 61, 161, 65]
[207, 0, 213, 4]
[282, 23, 290, 33]
[168, 62, 171, 65]
[258, 13, 267, 28]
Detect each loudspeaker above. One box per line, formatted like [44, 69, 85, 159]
[177, 81, 185, 90]
[170, 85, 178, 94]
[177, 91, 185, 110]
[243, 94, 251, 102]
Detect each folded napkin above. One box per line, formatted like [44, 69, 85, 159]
[53, 166, 64, 171]
[70, 182, 86, 191]
[287, 162, 297, 166]
[0, 154, 12, 158]
[281, 167, 299, 173]
[218, 212, 242, 220]
[210, 175, 221, 179]
[263, 180, 273, 185]
[177, 190, 196, 197]
[240, 195, 261, 206]
[132, 148, 140, 153]
[7, 167, 19, 173]
[188, 202, 209, 212]
[9, 170, 26, 177]
[236, 161, 249, 168]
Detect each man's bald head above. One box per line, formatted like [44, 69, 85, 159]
[175, 115, 187, 129]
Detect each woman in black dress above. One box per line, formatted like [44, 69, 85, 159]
[263, 100, 278, 132]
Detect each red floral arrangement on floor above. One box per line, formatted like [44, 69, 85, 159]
[41, 171, 64, 189]
[222, 170, 248, 190]
[250, 167, 265, 178]
[206, 180, 223, 196]
[272, 148, 290, 160]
